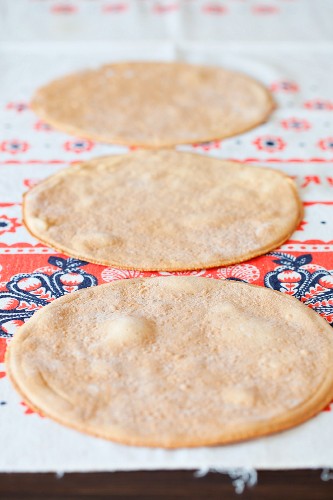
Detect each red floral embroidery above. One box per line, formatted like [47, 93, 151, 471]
[253, 136, 286, 153]
[153, 3, 179, 13]
[34, 121, 53, 132]
[216, 264, 260, 283]
[265, 252, 333, 325]
[102, 268, 145, 282]
[23, 179, 40, 189]
[323, 400, 332, 412]
[270, 81, 299, 93]
[103, 3, 128, 13]
[63, 139, 95, 153]
[0, 338, 6, 363]
[51, 4, 77, 14]
[6, 102, 29, 112]
[304, 99, 333, 111]
[280, 118, 311, 131]
[20, 401, 44, 416]
[0, 215, 22, 236]
[296, 220, 308, 232]
[318, 137, 333, 151]
[252, 5, 279, 14]
[0, 140, 29, 154]
[0, 257, 97, 339]
[202, 4, 227, 14]
[252, 4, 279, 14]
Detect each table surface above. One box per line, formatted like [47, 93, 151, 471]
[1, 470, 333, 499]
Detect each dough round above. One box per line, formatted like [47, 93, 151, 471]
[23, 150, 302, 271]
[6, 277, 333, 447]
[31, 61, 274, 147]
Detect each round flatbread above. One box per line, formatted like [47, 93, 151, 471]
[31, 61, 274, 147]
[23, 150, 302, 271]
[6, 277, 333, 447]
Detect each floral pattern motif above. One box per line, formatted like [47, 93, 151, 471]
[304, 99, 333, 111]
[0, 215, 21, 235]
[0, 140, 29, 154]
[252, 136, 286, 153]
[0, 257, 97, 338]
[63, 139, 94, 153]
[215, 264, 260, 283]
[101, 268, 144, 282]
[318, 137, 333, 151]
[34, 120, 53, 132]
[264, 252, 333, 325]
[6, 102, 29, 113]
[270, 81, 299, 93]
[280, 118, 311, 131]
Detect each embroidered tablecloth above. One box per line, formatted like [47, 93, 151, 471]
[0, 0, 333, 471]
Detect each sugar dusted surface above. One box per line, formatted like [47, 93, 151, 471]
[31, 61, 274, 147]
[7, 277, 333, 447]
[24, 150, 302, 271]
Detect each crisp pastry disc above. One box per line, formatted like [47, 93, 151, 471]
[6, 277, 333, 448]
[23, 150, 302, 271]
[31, 61, 274, 147]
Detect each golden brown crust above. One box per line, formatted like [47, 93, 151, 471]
[22, 151, 302, 271]
[30, 61, 275, 148]
[6, 278, 333, 448]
